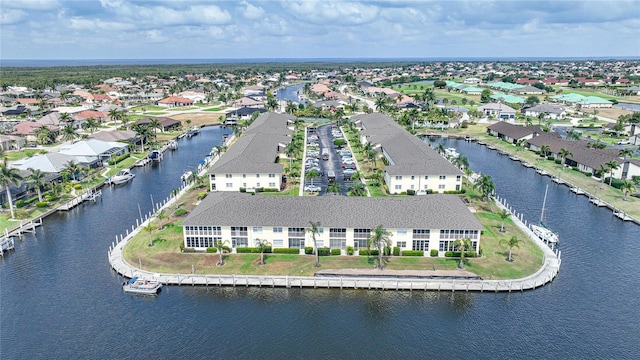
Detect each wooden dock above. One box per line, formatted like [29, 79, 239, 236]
[0, 218, 43, 257]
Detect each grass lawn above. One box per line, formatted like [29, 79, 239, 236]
[130, 105, 164, 112]
[144, 111, 167, 116]
[203, 107, 223, 112]
[4, 149, 47, 161]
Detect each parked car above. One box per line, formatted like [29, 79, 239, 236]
[617, 140, 631, 145]
[304, 184, 322, 192]
[342, 158, 355, 165]
[342, 163, 356, 169]
[307, 166, 323, 175]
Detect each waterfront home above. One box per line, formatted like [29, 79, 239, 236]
[486, 121, 543, 144]
[224, 107, 267, 126]
[232, 96, 265, 108]
[522, 104, 567, 119]
[182, 192, 483, 255]
[208, 112, 294, 192]
[478, 103, 517, 120]
[156, 96, 194, 108]
[353, 113, 463, 194]
[58, 139, 129, 165]
[13, 152, 91, 173]
[135, 117, 181, 132]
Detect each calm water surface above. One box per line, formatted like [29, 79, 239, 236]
[1, 130, 639, 359]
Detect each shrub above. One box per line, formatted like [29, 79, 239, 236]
[239, 187, 246, 193]
[346, 246, 354, 255]
[444, 251, 477, 258]
[555, 159, 562, 164]
[406, 189, 415, 196]
[359, 249, 379, 256]
[15, 200, 26, 208]
[237, 247, 272, 253]
[173, 208, 187, 216]
[384, 246, 391, 256]
[255, 187, 264, 193]
[274, 248, 300, 254]
[196, 192, 207, 200]
[206, 247, 218, 253]
[304, 246, 314, 255]
[402, 250, 424, 256]
[35, 201, 49, 208]
[331, 248, 341, 256]
[318, 247, 331, 256]
[605, 178, 625, 189]
[392, 246, 400, 256]
[107, 153, 131, 165]
[430, 249, 439, 257]
[426, 189, 434, 194]
[263, 188, 278, 192]
[73, 184, 83, 190]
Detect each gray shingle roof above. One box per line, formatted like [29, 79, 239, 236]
[354, 113, 462, 176]
[487, 121, 543, 140]
[183, 192, 483, 230]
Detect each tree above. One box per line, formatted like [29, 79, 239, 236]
[34, 125, 56, 145]
[306, 169, 320, 186]
[132, 124, 152, 152]
[348, 180, 367, 196]
[148, 118, 162, 142]
[367, 225, 392, 270]
[326, 181, 340, 194]
[526, 96, 540, 105]
[453, 154, 469, 171]
[480, 88, 492, 103]
[621, 181, 635, 200]
[375, 95, 388, 112]
[619, 148, 634, 159]
[61, 124, 78, 143]
[557, 148, 572, 169]
[499, 236, 522, 262]
[598, 163, 609, 189]
[433, 80, 446, 89]
[454, 237, 472, 269]
[606, 160, 619, 186]
[306, 221, 322, 267]
[266, 97, 278, 112]
[474, 174, 495, 201]
[216, 239, 230, 266]
[498, 209, 510, 233]
[64, 160, 81, 181]
[254, 238, 271, 265]
[83, 117, 99, 134]
[540, 145, 551, 158]
[566, 130, 581, 141]
[156, 209, 168, 230]
[27, 168, 48, 202]
[0, 158, 24, 219]
[143, 220, 157, 247]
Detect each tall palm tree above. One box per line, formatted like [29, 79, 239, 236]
[348, 180, 366, 196]
[498, 209, 510, 233]
[619, 148, 634, 159]
[606, 160, 619, 186]
[132, 124, 152, 152]
[306, 221, 322, 267]
[367, 225, 392, 270]
[254, 238, 272, 265]
[306, 169, 320, 186]
[216, 239, 230, 266]
[143, 219, 157, 247]
[540, 145, 551, 158]
[59, 112, 73, 124]
[83, 117, 99, 134]
[557, 148, 572, 170]
[499, 236, 522, 262]
[566, 130, 581, 141]
[620, 181, 635, 200]
[454, 237, 472, 269]
[64, 160, 81, 181]
[474, 174, 495, 201]
[375, 95, 388, 112]
[0, 158, 24, 219]
[108, 109, 120, 125]
[26, 168, 48, 202]
[598, 163, 609, 189]
[61, 124, 78, 144]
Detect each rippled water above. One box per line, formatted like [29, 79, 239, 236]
[1, 130, 639, 359]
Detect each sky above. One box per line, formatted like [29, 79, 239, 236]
[1, 0, 639, 60]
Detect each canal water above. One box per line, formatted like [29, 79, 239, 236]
[1, 129, 639, 359]
[276, 83, 304, 103]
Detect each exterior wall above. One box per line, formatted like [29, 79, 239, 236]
[621, 162, 640, 180]
[183, 225, 481, 256]
[384, 173, 462, 194]
[209, 172, 282, 192]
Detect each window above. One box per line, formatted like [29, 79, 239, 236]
[269, 182, 276, 187]
[411, 175, 415, 180]
[232, 237, 248, 248]
[289, 238, 305, 249]
[424, 176, 429, 180]
[438, 240, 477, 252]
[397, 228, 407, 235]
[395, 175, 402, 180]
[253, 227, 262, 233]
[413, 229, 430, 239]
[438, 184, 445, 190]
[231, 226, 248, 237]
[456, 175, 461, 181]
[210, 174, 216, 180]
[225, 174, 232, 178]
[242, 174, 246, 178]
[353, 228, 370, 249]
[269, 173, 276, 178]
[317, 240, 324, 247]
[242, 183, 247, 188]
[395, 185, 402, 190]
[413, 240, 429, 251]
[396, 241, 407, 248]
[317, 227, 324, 234]
[186, 236, 221, 248]
[456, 184, 461, 191]
[410, 185, 415, 190]
[273, 239, 283, 247]
[330, 239, 346, 250]
[256, 174, 260, 178]
[439, 175, 446, 180]
[330, 228, 347, 250]
[226, 183, 233, 188]
[256, 182, 260, 187]
[273, 227, 283, 233]
[439, 230, 479, 240]
[424, 185, 429, 190]
[288, 227, 305, 237]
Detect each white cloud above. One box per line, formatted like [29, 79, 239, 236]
[239, 0, 265, 20]
[0, 9, 27, 25]
[283, 0, 380, 25]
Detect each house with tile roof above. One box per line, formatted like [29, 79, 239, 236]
[353, 113, 463, 194]
[156, 96, 193, 108]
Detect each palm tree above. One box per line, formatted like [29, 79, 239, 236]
[59, 112, 73, 124]
[64, 160, 81, 181]
[156, 209, 168, 230]
[606, 160, 619, 186]
[348, 180, 367, 196]
[306, 221, 322, 267]
[34, 126, 55, 145]
[0, 158, 24, 219]
[453, 154, 469, 171]
[598, 163, 609, 189]
[499, 236, 522, 262]
[254, 238, 272, 265]
[132, 124, 152, 152]
[557, 148, 572, 169]
[61, 124, 78, 144]
[454, 237, 472, 269]
[566, 130, 581, 141]
[474, 174, 495, 201]
[367, 225, 392, 270]
[621, 181, 635, 200]
[540, 145, 551, 158]
[216, 239, 230, 266]
[148, 118, 162, 142]
[619, 148, 634, 159]
[143, 220, 157, 247]
[266, 97, 278, 112]
[27, 168, 48, 202]
[83, 117, 99, 134]
[306, 169, 320, 186]
[108, 109, 120, 125]
[326, 181, 340, 195]
[498, 209, 510, 233]
[375, 95, 388, 112]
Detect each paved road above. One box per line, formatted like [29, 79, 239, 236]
[316, 124, 352, 196]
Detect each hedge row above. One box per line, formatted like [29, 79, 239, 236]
[274, 248, 300, 254]
[401, 250, 424, 256]
[444, 251, 477, 258]
[108, 152, 131, 165]
[236, 247, 272, 253]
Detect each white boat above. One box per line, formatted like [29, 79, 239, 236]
[123, 276, 162, 295]
[570, 186, 585, 195]
[181, 170, 193, 183]
[531, 185, 559, 244]
[444, 147, 459, 158]
[110, 169, 135, 185]
[168, 139, 178, 150]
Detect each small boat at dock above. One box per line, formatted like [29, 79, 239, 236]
[181, 170, 193, 183]
[570, 186, 586, 195]
[552, 176, 566, 185]
[167, 139, 178, 150]
[109, 169, 135, 185]
[530, 185, 559, 244]
[123, 276, 162, 295]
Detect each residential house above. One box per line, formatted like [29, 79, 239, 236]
[522, 104, 567, 119]
[156, 96, 194, 108]
[478, 103, 517, 120]
[135, 117, 182, 131]
[224, 108, 267, 126]
[486, 121, 544, 144]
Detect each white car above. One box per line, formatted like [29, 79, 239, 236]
[616, 140, 630, 145]
[304, 184, 322, 192]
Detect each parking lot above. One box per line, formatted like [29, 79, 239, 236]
[303, 124, 358, 196]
